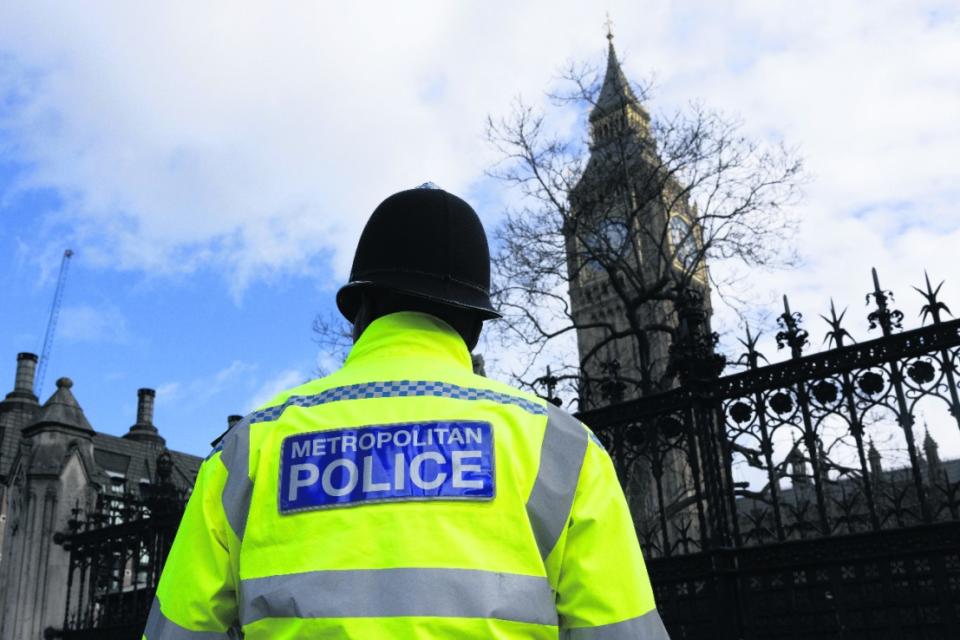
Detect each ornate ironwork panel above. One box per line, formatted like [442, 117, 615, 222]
[46, 477, 188, 640]
[652, 521, 960, 639]
[578, 271, 960, 638]
[579, 272, 960, 555]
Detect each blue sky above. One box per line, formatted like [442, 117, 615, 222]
[2, 1, 959, 463]
[1, 180, 328, 454]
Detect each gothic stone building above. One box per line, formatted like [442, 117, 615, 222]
[0, 353, 203, 639]
[731, 434, 960, 546]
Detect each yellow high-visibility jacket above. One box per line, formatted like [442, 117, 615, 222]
[143, 312, 668, 639]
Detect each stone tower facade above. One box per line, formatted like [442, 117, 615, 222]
[566, 33, 712, 549]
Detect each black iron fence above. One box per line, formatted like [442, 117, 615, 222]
[47, 455, 188, 640]
[578, 270, 960, 637]
[650, 521, 960, 639]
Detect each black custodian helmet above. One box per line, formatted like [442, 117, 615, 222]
[336, 185, 501, 323]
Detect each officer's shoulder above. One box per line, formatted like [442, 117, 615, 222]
[207, 415, 249, 460]
[464, 373, 601, 438]
[263, 375, 330, 409]
[532, 394, 607, 452]
[465, 368, 531, 399]
[467, 373, 548, 410]
[206, 376, 328, 458]
[468, 373, 605, 445]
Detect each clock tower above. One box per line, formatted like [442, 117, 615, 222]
[567, 30, 711, 407]
[566, 31, 713, 549]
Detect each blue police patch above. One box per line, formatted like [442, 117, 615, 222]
[279, 421, 495, 514]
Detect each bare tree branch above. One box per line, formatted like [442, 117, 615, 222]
[485, 59, 804, 406]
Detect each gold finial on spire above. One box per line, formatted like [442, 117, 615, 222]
[604, 12, 614, 42]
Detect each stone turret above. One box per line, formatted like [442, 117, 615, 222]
[817, 439, 830, 486]
[0, 353, 45, 635]
[1, 377, 100, 639]
[787, 439, 809, 486]
[923, 427, 942, 481]
[24, 377, 94, 438]
[868, 438, 883, 479]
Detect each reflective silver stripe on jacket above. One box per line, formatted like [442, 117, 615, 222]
[238, 567, 558, 627]
[143, 597, 231, 640]
[561, 609, 671, 639]
[220, 417, 253, 541]
[526, 404, 589, 560]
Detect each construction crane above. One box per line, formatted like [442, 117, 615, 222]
[35, 249, 74, 398]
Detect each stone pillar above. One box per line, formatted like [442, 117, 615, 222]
[1, 454, 91, 640]
[0, 482, 12, 629]
[2, 486, 40, 639]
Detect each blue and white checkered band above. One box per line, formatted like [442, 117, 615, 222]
[249, 380, 545, 426]
[279, 421, 495, 514]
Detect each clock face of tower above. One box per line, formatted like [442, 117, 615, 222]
[668, 215, 698, 269]
[584, 218, 630, 271]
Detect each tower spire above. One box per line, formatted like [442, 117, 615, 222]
[868, 437, 883, 478]
[591, 28, 639, 123]
[588, 22, 650, 151]
[923, 423, 942, 479]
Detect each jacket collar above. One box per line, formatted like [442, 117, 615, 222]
[344, 312, 473, 372]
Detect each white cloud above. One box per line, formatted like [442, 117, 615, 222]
[154, 359, 257, 414]
[58, 304, 131, 344]
[155, 381, 182, 401]
[151, 363, 314, 445]
[2, 1, 959, 454]
[4, 2, 955, 294]
[249, 368, 308, 411]
[206, 360, 258, 397]
[0, 1, 604, 296]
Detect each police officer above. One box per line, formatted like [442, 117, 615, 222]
[144, 185, 669, 639]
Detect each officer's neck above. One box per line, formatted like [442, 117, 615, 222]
[346, 312, 474, 371]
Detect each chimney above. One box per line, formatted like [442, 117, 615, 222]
[123, 387, 165, 445]
[15, 352, 38, 392]
[137, 388, 156, 426]
[5, 352, 39, 402]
